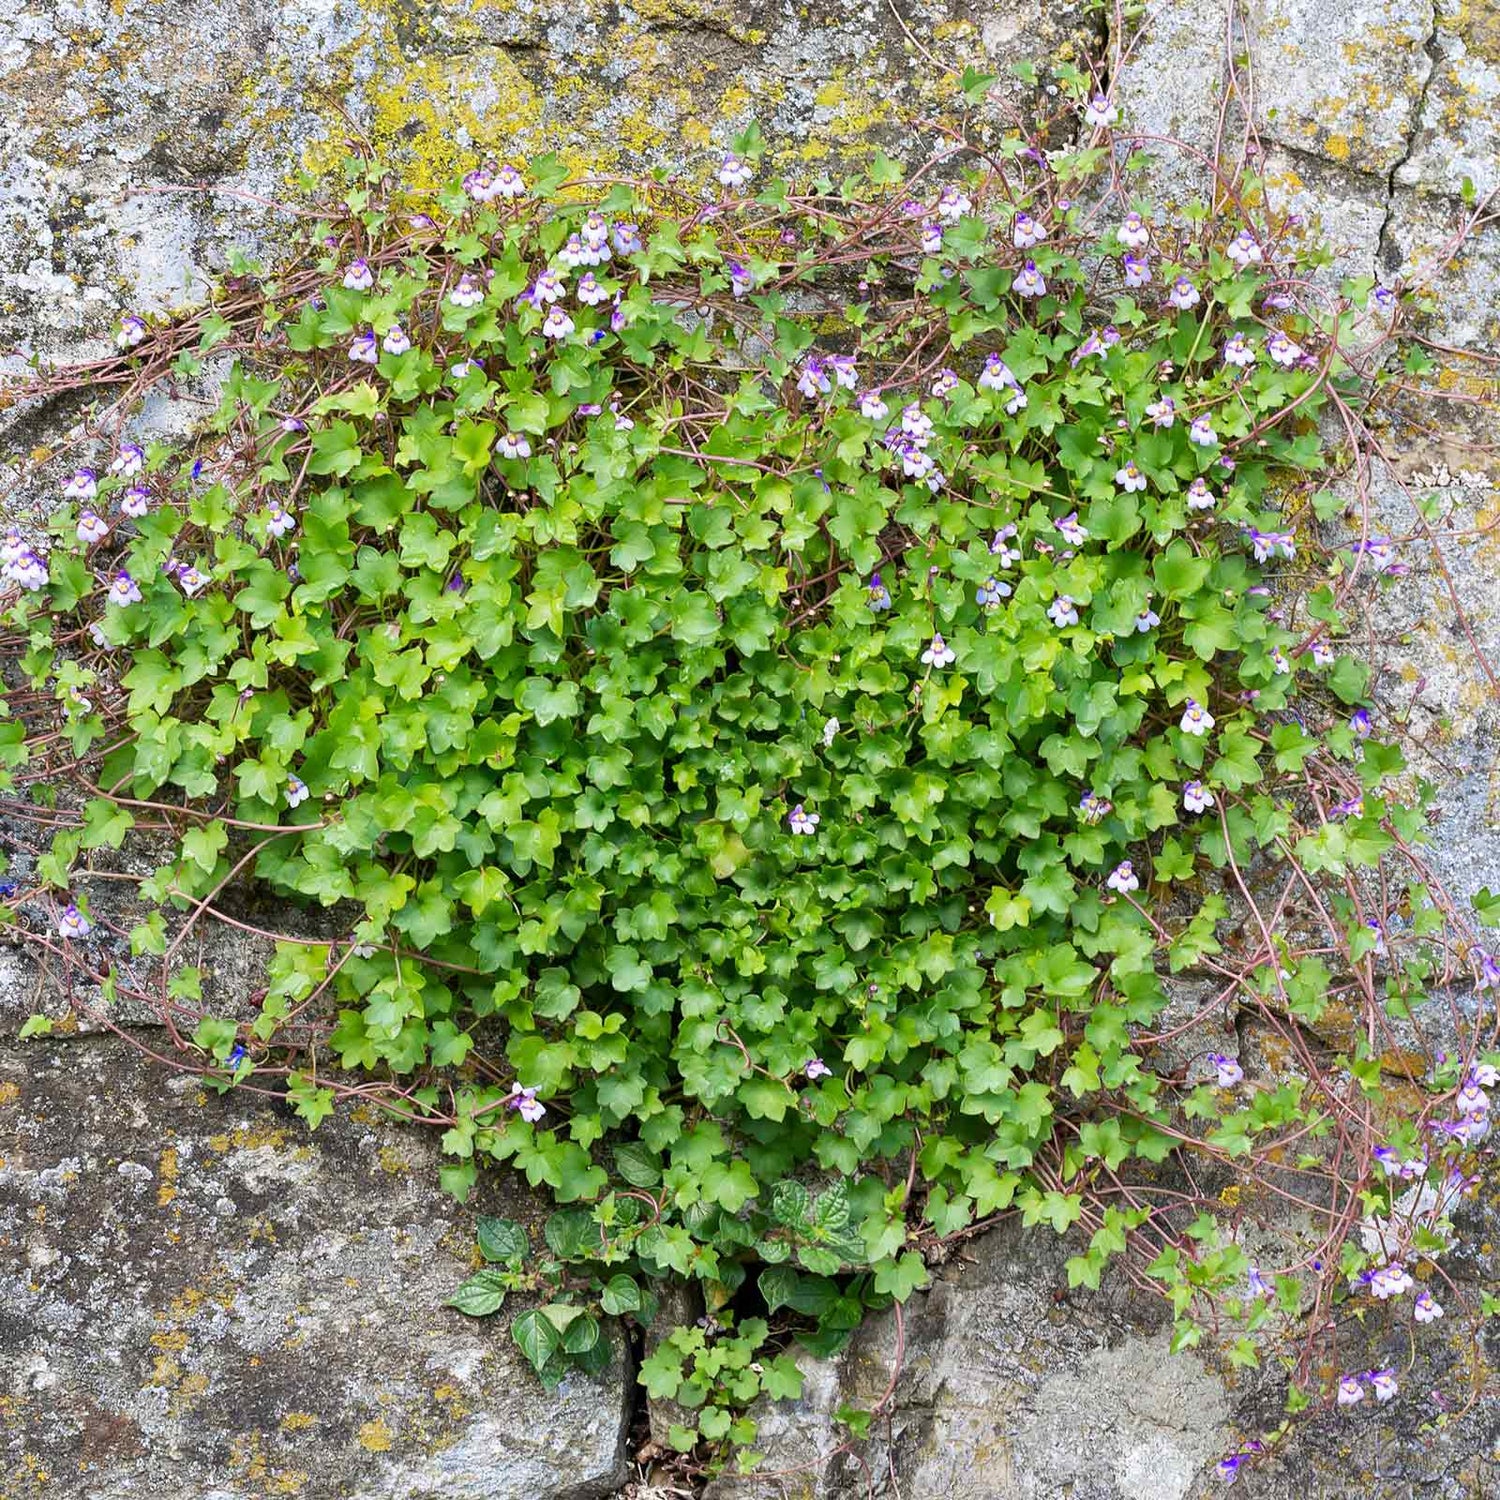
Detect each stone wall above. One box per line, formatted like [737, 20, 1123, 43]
[2, 2, 1498, 1497]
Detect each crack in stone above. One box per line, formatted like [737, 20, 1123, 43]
[1376, 0, 1443, 275]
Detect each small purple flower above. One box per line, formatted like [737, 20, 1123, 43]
[1216, 1453, 1245, 1483]
[348, 330, 378, 364]
[788, 803, 820, 835]
[868, 572, 892, 612]
[1047, 595, 1079, 628]
[382, 325, 411, 356]
[542, 308, 575, 340]
[990, 524, 1021, 566]
[498, 432, 532, 460]
[1079, 791, 1112, 825]
[5, 549, 49, 591]
[463, 165, 496, 201]
[1118, 212, 1150, 249]
[1145, 395, 1175, 428]
[976, 576, 1012, 607]
[508, 1085, 546, 1123]
[612, 222, 643, 255]
[937, 184, 972, 222]
[1226, 229, 1262, 266]
[857, 390, 889, 421]
[449, 274, 485, 308]
[1208, 1053, 1244, 1087]
[1266, 332, 1303, 367]
[930, 367, 958, 398]
[493, 164, 526, 199]
[58, 902, 90, 939]
[805, 1058, 832, 1081]
[177, 565, 208, 598]
[1167, 276, 1200, 311]
[1372, 1145, 1401, 1175]
[1336, 1374, 1365, 1407]
[576, 273, 610, 307]
[1189, 415, 1218, 447]
[1055, 511, 1088, 546]
[76, 511, 109, 545]
[1247, 1267, 1273, 1298]
[1186, 478, 1215, 510]
[342, 258, 374, 291]
[828, 355, 858, 391]
[63, 467, 98, 501]
[1350, 708, 1372, 739]
[1371, 285, 1397, 312]
[920, 222, 944, 255]
[1012, 211, 1046, 248]
[116, 314, 147, 349]
[1222, 333, 1256, 368]
[1134, 606, 1159, 633]
[978, 353, 1017, 392]
[1413, 1291, 1442, 1324]
[1180, 699, 1214, 736]
[1369, 1369, 1398, 1403]
[532, 270, 565, 305]
[1083, 94, 1119, 128]
[108, 443, 145, 477]
[796, 358, 831, 399]
[266, 505, 296, 539]
[1330, 796, 1365, 818]
[285, 775, 309, 809]
[1106, 860, 1139, 894]
[1456, 1082, 1490, 1119]
[108, 570, 142, 606]
[921, 633, 956, 667]
[718, 153, 753, 189]
[1123, 253, 1151, 288]
[1115, 461, 1147, 493]
[1013, 260, 1047, 298]
[727, 260, 755, 298]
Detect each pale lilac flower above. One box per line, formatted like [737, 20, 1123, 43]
[825, 355, 857, 391]
[532, 270, 565, 305]
[921, 633, 956, 667]
[1373, 1145, 1401, 1175]
[612, 404, 634, 430]
[976, 576, 1012, 606]
[1369, 1263, 1414, 1298]
[1226, 229, 1263, 266]
[797, 358, 831, 399]
[575, 273, 609, 307]
[348, 330, 378, 364]
[1371, 285, 1397, 313]
[1079, 791, 1112, 824]
[1145, 396, 1176, 428]
[58, 902, 90, 939]
[1115, 461, 1147, 493]
[727, 260, 755, 298]
[285, 775, 309, 809]
[1413, 1291, 1442, 1324]
[498, 432, 532, 460]
[556, 234, 590, 271]
[858, 391, 889, 421]
[177, 565, 208, 597]
[1184, 781, 1214, 813]
[920, 222, 944, 254]
[1167, 275, 1200, 310]
[508, 1085, 546, 1122]
[1331, 796, 1365, 818]
[1118, 212, 1150, 249]
[542, 308, 575, 339]
[821, 716, 839, 747]
[1083, 94, 1118, 128]
[868, 572, 892, 611]
[1270, 647, 1290, 675]
[937, 184, 972, 222]
[1209, 1053, 1244, 1087]
[1013, 260, 1046, 298]
[266, 504, 296, 539]
[930, 367, 958, 398]
[805, 1058, 832, 1081]
[1351, 708, 1372, 738]
[6, 550, 48, 591]
[1189, 415, 1217, 447]
[108, 570, 142, 606]
[1048, 595, 1079, 628]
[449, 274, 485, 308]
[1247, 1267, 1273, 1298]
[1365, 919, 1387, 956]
[1456, 1082, 1489, 1118]
[579, 212, 610, 252]
[1312, 640, 1335, 666]
[1369, 1369, 1398, 1404]
[116, 314, 148, 348]
[1180, 699, 1214, 735]
[1266, 332, 1302, 367]
[1186, 477, 1215, 510]
[382, 325, 411, 356]
[1012, 211, 1046, 248]
[1336, 1375, 1365, 1407]
[1473, 1062, 1499, 1087]
[463, 165, 497, 201]
[1223, 333, 1256, 368]
[109, 443, 145, 477]
[978, 353, 1017, 391]
[612, 222, 643, 256]
[990, 525, 1021, 566]
[1135, 606, 1160, 632]
[1123, 253, 1151, 288]
[493, 164, 526, 199]
[76, 512, 109, 545]
[1216, 1453, 1245, 1483]
[1072, 331, 1108, 367]
[63, 468, 98, 501]
[788, 803, 820, 835]
[342, 258, 375, 291]
[718, 153, 753, 189]
[1056, 511, 1088, 546]
[1, 528, 25, 566]
[1005, 387, 1028, 414]
[900, 404, 933, 443]
[1106, 860, 1139, 894]
[898, 441, 935, 483]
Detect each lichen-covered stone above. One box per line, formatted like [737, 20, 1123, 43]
[0, 1036, 631, 1499]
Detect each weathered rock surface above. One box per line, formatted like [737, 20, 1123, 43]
[0, 1035, 632, 1499]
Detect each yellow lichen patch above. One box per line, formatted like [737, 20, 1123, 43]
[156, 1146, 179, 1207]
[377, 1145, 412, 1174]
[148, 1354, 182, 1388]
[357, 1417, 394, 1452]
[0, 1081, 20, 1105]
[206, 1123, 291, 1153]
[169, 1372, 211, 1416]
[150, 1330, 189, 1354]
[279, 1412, 318, 1433]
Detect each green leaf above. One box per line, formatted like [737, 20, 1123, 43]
[511, 1307, 564, 1374]
[477, 1217, 529, 1263]
[448, 1269, 508, 1317]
